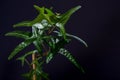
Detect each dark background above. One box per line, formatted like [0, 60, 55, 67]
[0, 0, 120, 80]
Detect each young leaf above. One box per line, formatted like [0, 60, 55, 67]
[34, 5, 54, 24]
[5, 31, 31, 39]
[56, 23, 66, 40]
[44, 14, 52, 24]
[31, 5, 45, 24]
[13, 21, 32, 27]
[34, 5, 44, 13]
[8, 37, 36, 60]
[59, 5, 81, 25]
[45, 8, 54, 16]
[58, 48, 85, 73]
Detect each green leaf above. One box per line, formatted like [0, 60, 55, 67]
[45, 8, 54, 16]
[45, 8, 60, 24]
[13, 5, 44, 28]
[56, 23, 66, 40]
[36, 68, 49, 80]
[59, 5, 81, 25]
[46, 53, 53, 63]
[17, 56, 25, 66]
[59, 25, 66, 40]
[17, 50, 37, 66]
[8, 37, 36, 60]
[25, 50, 37, 57]
[54, 31, 88, 47]
[33, 41, 42, 55]
[31, 5, 45, 24]
[22, 70, 34, 80]
[46, 39, 69, 63]
[34, 5, 44, 14]
[33, 5, 53, 24]
[59, 48, 85, 73]
[44, 14, 52, 24]
[13, 21, 32, 27]
[34, 60, 49, 80]
[5, 31, 31, 39]
[31, 60, 45, 80]
[32, 14, 44, 25]
[40, 72, 49, 80]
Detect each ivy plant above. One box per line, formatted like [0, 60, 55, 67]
[5, 5, 87, 80]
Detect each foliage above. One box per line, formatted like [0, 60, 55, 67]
[5, 5, 87, 80]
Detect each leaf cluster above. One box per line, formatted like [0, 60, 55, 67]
[5, 5, 87, 80]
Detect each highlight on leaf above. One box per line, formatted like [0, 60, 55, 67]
[8, 37, 36, 60]
[58, 48, 85, 73]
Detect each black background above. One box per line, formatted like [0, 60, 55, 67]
[0, 0, 120, 80]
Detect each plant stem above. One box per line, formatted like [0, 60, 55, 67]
[25, 59, 30, 65]
[32, 53, 36, 80]
[48, 26, 56, 34]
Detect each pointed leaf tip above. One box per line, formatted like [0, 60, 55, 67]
[33, 5, 39, 9]
[13, 21, 32, 27]
[76, 5, 82, 10]
[8, 56, 11, 60]
[33, 5, 44, 13]
[58, 5, 81, 25]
